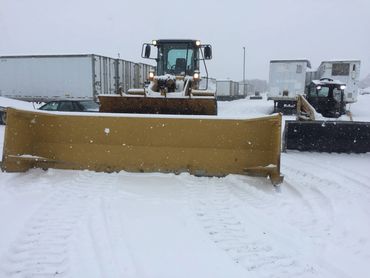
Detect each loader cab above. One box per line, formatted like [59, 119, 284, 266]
[142, 39, 212, 77]
[306, 78, 346, 118]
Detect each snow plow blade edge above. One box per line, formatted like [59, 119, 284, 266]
[283, 120, 370, 153]
[2, 108, 283, 184]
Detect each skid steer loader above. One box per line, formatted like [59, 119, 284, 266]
[99, 39, 217, 115]
[284, 78, 370, 153]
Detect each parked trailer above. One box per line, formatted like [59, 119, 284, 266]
[135, 63, 152, 88]
[0, 54, 153, 102]
[268, 59, 311, 112]
[315, 60, 361, 103]
[216, 80, 240, 101]
[199, 77, 217, 92]
[116, 59, 137, 93]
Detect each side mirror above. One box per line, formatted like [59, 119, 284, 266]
[204, 45, 212, 60]
[142, 44, 151, 58]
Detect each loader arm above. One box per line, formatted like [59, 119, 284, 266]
[296, 94, 316, 121]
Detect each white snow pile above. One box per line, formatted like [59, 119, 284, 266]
[217, 93, 274, 117]
[0, 94, 370, 277]
[348, 93, 370, 121]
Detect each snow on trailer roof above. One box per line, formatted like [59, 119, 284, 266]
[320, 59, 361, 64]
[270, 59, 311, 68]
[0, 54, 112, 59]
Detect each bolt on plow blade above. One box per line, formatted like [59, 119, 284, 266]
[2, 108, 283, 185]
[99, 95, 217, 115]
[283, 120, 370, 153]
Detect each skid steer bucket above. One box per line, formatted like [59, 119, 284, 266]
[2, 108, 283, 184]
[283, 120, 370, 153]
[99, 95, 218, 116]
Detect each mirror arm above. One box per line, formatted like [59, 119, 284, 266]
[199, 48, 209, 90]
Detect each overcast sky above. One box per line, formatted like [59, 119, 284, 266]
[0, 0, 369, 81]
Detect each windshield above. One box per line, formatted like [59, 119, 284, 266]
[40, 101, 59, 111]
[333, 88, 342, 101]
[317, 87, 329, 97]
[79, 100, 99, 111]
[157, 43, 197, 76]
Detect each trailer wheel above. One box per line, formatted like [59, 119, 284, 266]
[0, 111, 7, 125]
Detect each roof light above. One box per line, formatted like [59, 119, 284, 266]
[152, 40, 157, 46]
[316, 86, 322, 90]
[195, 40, 201, 46]
[340, 85, 346, 90]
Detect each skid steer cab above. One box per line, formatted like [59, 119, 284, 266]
[99, 39, 217, 115]
[305, 78, 346, 118]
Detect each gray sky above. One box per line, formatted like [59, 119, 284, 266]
[1, 0, 369, 80]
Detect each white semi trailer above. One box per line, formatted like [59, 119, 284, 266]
[268, 59, 311, 112]
[315, 60, 361, 103]
[0, 54, 152, 102]
[216, 80, 240, 101]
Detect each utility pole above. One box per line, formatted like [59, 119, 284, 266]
[243, 46, 246, 96]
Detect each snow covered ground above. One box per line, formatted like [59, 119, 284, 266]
[0, 95, 370, 277]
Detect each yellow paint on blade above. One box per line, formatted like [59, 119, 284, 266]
[1, 108, 283, 184]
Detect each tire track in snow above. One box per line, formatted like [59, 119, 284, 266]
[284, 154, 370, 194]
[282, 158, 370, 264]
[185, 176, 330, 278]
[0, 171, 99, 278]
[76, 173, 140, 278]
[280, 166, 336, 237]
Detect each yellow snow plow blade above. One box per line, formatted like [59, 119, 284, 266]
[1, 108, 283, 184]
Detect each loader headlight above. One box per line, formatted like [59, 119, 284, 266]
[193, 70, 200, 80]
[148, 70, 155, 81]
[195, 40, 201, 47]
[152, 40, 157, 46]
[340, 85, 346, 90]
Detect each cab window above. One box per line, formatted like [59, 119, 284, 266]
[40, 102, 59, 111]
[317, 87, 329, 97]
[59, 101, 75, 111]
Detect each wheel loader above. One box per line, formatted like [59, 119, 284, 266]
[284, 78, 370, 153]
[99, 39, 217, 115]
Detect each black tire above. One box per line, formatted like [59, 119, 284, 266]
[0, 111, 6, 125]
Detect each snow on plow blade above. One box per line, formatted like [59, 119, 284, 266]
[283, 120, 370, 153]
[2, 108, 283, 184]
[99, 95, 218, 115]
